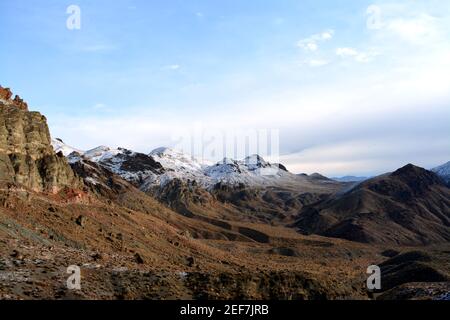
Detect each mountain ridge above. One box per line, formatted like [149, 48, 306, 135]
[432, 161, 450, 186]
[52, 139, 305, 190]
[294, 164, 450, 245]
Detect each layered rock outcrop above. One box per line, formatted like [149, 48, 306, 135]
[0, 86, 28, 110]
[0, 86, 13, 101]
[0, 86, 81, 193]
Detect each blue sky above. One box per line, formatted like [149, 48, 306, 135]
[1, 0, 450, 176]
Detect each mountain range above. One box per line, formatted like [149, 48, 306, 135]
[1, 86, 449, 300]
[53, 139, 305, 189]
[52, 138, 450, 245]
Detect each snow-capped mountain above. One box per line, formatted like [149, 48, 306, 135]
[150, 147, 206, 172]
[83, 146, 120, 162]
[143, 147, 212, 189]
[52, 139, 306, 190]
[81, 146, 165, 186]
[52, 139, 164, 186]
[51, 140, 209, 188]
[51, 138, 83, 157]
[204, 155, 293, 186]
[432, 161, 450, 185]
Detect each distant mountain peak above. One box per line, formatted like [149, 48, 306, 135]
[393, 163, 420, 173]
[295, 162, 450, 245]
[391, 164, 443, 187]
[434, 161, 450, 170]
[87, 145, 111, 152]
[150, 147, 177, 156]
[309, 173, 330, 180]
[52, 138, 84, 157]
[432, 161, 450, 186]
[244, 154, 266, 163]
[332, 176, 368, 183]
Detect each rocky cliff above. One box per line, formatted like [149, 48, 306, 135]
[0, 85, 28, 110]
[0, 86, 81, 193]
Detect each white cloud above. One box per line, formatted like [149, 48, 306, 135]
[321, 30, 334, 40]
[164, 64, 181, 70]
[50, 115, 175, 152]
[280, 135, 450, 177]
[336, 47, 358, 57]
[366, 3, 441, 45]
[297, 29, 334, 51]
[386, 14, 438, 44]
[336, 47, 377, 63]
[301, 59, 330, 67]
[305, 42, 318, 51]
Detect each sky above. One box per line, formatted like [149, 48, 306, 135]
[1, 0, 449, 176]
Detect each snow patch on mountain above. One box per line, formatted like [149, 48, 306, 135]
[83, 146, 122, 163]
[143, 147, 212, 188]
[432, 161, 450, 184]
[204, 155, 296, 187]
[84, 147, 164, 186]
[150, 147, 206, 173]
[51, 138, 83, 157]
[52, 140, 164, 186]
[54, 140, 305, 189]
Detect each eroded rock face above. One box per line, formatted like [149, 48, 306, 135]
[0, 94, 81, 193]
[0, 86, 13, 101]
[12, 95, 28, 110]
[0, 86, 28, 110]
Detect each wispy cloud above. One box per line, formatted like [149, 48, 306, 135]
[386, 14, 438, 44]
[300, 59, 330, 67]
[297, 29, 334, 52]
[366, 2, 440, 45]
[336, 47, 378, 63]
[164, 64, 181, 70]
[281, 138, 450, 177]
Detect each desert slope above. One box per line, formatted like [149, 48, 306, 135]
[294, 164, 450, 245]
